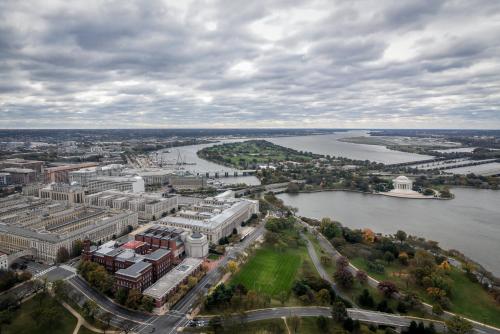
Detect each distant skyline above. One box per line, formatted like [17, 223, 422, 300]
[1, 0, 500, 129]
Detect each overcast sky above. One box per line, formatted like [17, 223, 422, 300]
[1, 0, 500, 129]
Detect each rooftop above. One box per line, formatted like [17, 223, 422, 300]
[143, 258, 203, 299]
[144, 248, 171, 261]
[115, 260, 151, 278]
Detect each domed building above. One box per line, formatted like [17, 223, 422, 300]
[392, 175, 413, 193]
[185, 231, 209, 258]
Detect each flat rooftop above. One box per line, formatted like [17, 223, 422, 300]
[143, 258, 203, 299]
[116, 260, 151, 278]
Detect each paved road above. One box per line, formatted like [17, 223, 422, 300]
[195, 306, 447, 331]
[300, 230, 358, 307]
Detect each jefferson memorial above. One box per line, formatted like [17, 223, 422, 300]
[392, 175, 413, 192]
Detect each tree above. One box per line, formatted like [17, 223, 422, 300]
[357, 289, 375, 308]
[432, 304, 444, 315]
[115, 288, 128, 305]
[82, 300, 99, 320]
[336, 256, 349, 269]
[332, 301, 348, 322]
[356, 270, 368, 284]
[226, 260, 238, 275]
[445, 316, 473, 334]
[395, 230, 407, 244]
[383, 251, 395, 264]
[52, 279, 69, 301]
[378, 281, 398, 298]
[463, 262, 476, 275]
[56, 246, 70, 263]
[316, 289, 331, 305]
[277, 291, 288, 306]
[126, 289, 142, 309]
[72, 240, 84, 257]
[187, 276, 198, 288]
[398, 252, 409, 265]
[363, 229, 375, 243]
[334, 267, 354, 289]
[140, 296, 155, 313]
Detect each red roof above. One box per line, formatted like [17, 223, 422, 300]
[122, 240, 146, 249]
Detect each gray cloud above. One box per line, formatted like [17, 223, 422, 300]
[0, 0, 499, 128]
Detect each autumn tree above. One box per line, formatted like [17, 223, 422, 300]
[336, 256, 349, 269]
[334, 267, 354, 289]
[226, 260, 238, 275]
[355, 270, 368, 285]
[363, 228, 375, 243]
[378, 281, 398, 298]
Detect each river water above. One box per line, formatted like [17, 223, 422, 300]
[158, 131, 432, 183]
[277, 188, 500, 276]
[266, 131, 434, 164]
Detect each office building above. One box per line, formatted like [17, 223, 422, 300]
[39, 183, 86, 204]
[85, 190, 177, 221]
[160, 191, 258, 243]
[0, 196, 138, 263]
[44, 163, 98, 184]
[0, 168, 37, 185]
[0, 173, 11, 186]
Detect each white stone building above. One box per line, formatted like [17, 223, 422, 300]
[392, 175, 413, 192]
[160, 191, 259, 243]
[184, 232, 209, 258]
[85, 190, 178, 220]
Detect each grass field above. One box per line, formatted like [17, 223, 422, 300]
[3, 294, 77, 334]
[231, 247, 303, 296]
[351, 257, 500, 327]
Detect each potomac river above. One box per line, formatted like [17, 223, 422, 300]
[277, 188, 500, 276]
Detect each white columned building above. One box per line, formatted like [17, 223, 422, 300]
[392, 176, 413, 192]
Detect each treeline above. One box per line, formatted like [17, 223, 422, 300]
[315, 217, 500, 312]
[0, 269, 32, 292]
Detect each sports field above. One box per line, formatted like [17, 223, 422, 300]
[230, 247, 303, 296]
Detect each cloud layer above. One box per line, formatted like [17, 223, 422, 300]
[1, 0, 500, 128]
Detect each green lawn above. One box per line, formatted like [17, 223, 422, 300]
[351, 257, 500, 327]
[2, 294, 78, 334]
[231, 247, 303, 296]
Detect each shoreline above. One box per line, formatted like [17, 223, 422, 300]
[288, 188, 452, 200]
